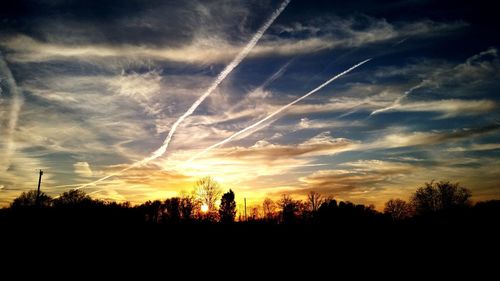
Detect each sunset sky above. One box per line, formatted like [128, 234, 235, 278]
[1, 0, 499, 209]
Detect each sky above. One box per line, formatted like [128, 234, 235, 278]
[1, 0, 499, 209]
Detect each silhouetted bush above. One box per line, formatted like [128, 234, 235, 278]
[53, 189, 94, 208]
[11, 190, 52, 209]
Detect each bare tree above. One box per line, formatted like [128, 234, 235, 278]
[262, 198, 276, 219]
[195, 176, 222, 213]
[307, 191, 324, 212]
[250, 206, 260, 220]
[411, 181, 471, 215]
[384, 199, 413, 221]
[277, 194, 299, 224]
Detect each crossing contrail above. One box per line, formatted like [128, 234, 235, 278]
[0, 53, 23, 171]
[74, 0, 291, 189]
[369, 83, 423, 116]
[226, 59, 293, 117]
[253, 59, 293, 92]
[185, 58, 371, 164]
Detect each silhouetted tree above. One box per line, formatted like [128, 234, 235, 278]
[277, 194, 299, 224]
[297, 200, 311, 220]
[219, 189, 237, 223]
[11, 190, 52, 208]
[53, 189, 93, 207]
[437, 181, 471, 209]
[307, 191, 323, 212]
[195, 176, 221, 213]
[262, 198, 276, 220]
[140, 200, 163, 223]
[180, 192, 196, 220]
[411, 181, 471, 215]
[319, 198, 338, 210]
[384, 199, 413, 221]
[250, 206, 260, 220]
[164, 197, 181, 223]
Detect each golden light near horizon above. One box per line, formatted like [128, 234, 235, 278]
[201, 204, 209, 213]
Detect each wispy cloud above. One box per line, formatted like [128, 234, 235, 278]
[73, 162, 93, 177]
[299, 160, 416, 193]
[296, 156, 500, 206]
[109, 70, 163, 116]
[369, 124, 500, 149]
[0, 18, 465, 64]
[204, 132, 357, 160]
[371, 99, 496, 118]
[0, 53, 24, 172]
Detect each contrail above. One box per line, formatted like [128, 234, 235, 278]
[254, 59, 293, 91]
[140, 0, 291, 163]
[0, 53, 24, 171]
[369, 83, 422, 116]
[369, 92, 408, 116]
[226, 59, 293, 115]
[185, 58, 371, 164]
[75, 0, 291, 189]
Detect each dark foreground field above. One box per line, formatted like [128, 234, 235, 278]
[1, 194, 499, 278]
[2, 206, 498, 257]
[0, 216, 497, 278]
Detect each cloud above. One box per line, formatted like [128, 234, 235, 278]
[295, 156, 500, 206]
[267, 17, 466, 53]
[108, 70, 164, 116]
[206, 131, 357, 160]
[184, 58, 371, 165]
[372, 99, 497, 118]
[370, 124, 500, 149]
[0, 150, 49, 206]
[288, 117, 358, 131]
[100, 163, 190, 185]
[299, 160, 416, 193]
[73, 161, 93, 177]
[1, 34, 237, 64]
[374, 47, 500, 98]
[0, 53, 24, 172]
[0, 18, 465, 64]
[153, 133, 356, 195]
[447, 143, 500, 152]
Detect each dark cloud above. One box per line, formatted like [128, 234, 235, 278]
[0, 0, 272, 47]
[433, 124, 500, 143]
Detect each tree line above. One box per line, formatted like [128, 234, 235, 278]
[2, 177, 499, 225]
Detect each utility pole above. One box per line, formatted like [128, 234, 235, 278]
[36, 169, 43, 206]
[244, 197, 247, 221]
